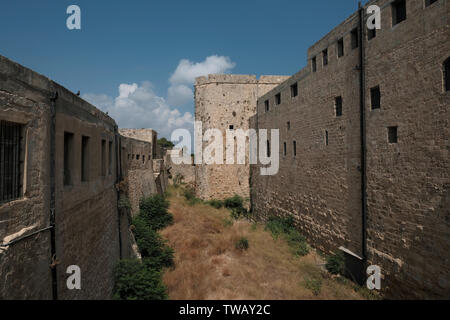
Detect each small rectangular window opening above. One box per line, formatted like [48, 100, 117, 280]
[335, 96, 343, 117]
[323, 49, 328, 66]
[392, 0, 407, 26]
[101, 139, 106, 176]
[388, 127, 398, 143]
[290, 83, 298, 98]
[351, 28, 359, 49]
[293, 141, 297, 157]
[265, 100, 270, 112]
[337, 38, 344, 57]
[283, 142, 287, 156]
[275, 93, 281, 105]
[371, 86, 381, 109]
[81, 136, 89, 182]
[368, 28, 376, 40]
[64, 132, 74, 185]
[325, 130, 329, 146]
[312, 57, 317, 72]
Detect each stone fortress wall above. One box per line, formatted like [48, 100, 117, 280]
[195, 0, 450, 298]
[0, 55, 169, 299]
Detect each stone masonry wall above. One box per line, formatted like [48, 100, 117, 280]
[194, 74, 289, 201]
[250, 0, 449, 298]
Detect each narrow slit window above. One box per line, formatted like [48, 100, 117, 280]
[64, 132, 74, 185]
[293, 141, 297, 157]
[335, 96, 343, 117]
[108, 141, 113, 175]
[267, 140, 270, 157]
[323, 49, 328, 66]
[392, 0, 407, 26]
[283, 142, 287, 156]
[312, 57, 317, 72]
[337, 38, 344, 57]
[290, 83, 298, 98]
[368, 28, 376, 40]
[81, 136, 89, 182]
[0, 121, 23, 203]
[101, 139, 106, 176]
[351, 28, 359, 49]
[444, 58, 450, 92]
[275, 93, 281, 105]
[371, 86, 381, 109]
[287, 121, 291, 131]
[265, 100, 270, 112]
[325, 130, 329, 146]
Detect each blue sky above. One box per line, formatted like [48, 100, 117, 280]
[1, 0, 367, 138]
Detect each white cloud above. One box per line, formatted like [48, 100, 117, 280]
[83, 81, 193, 139]
[82, 55, 236, 146]
[168, 55, 236, 106]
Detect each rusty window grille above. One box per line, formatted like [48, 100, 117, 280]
[0, 120, 23, 204]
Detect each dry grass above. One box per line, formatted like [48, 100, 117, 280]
[160, 186, 366, 300]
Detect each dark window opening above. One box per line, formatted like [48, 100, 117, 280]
[275, 93, 281, 105]
[291, 83, 298, 97]
[388, 127, 398, 143]
[325, 130, 329, 146]
[81, 136, 89, 182]
[127, 154, 130, 160]
[101, 139, 106, 176]
[267, 140, 270, 157]
[293, 141, 297, 157]
[264, 100, 269, 112]
[312, 57, 317, 72]
[351, 28, 359, 49]
[368, 28, 376, 40]
[392, 0, 407, 26]
[229, 125, 234, 130]
[425, 0, 438, 7]
[287, 121, 291, 130]
[444, 58, 450, 92]
[283, 142, 287, 156]
[323, 49, 328, 66]
[0, 121, 23, 203]
[335, 96, 343, 117]
[143, 155, 145, 163]
[371, 86, 381, 109]
[64, 132, 74, 185]
[136, 154, 140, 160]
[337, 38, 344, 57]
[108, 141, 113, 175]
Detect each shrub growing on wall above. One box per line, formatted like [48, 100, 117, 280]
[113, 259, 167, 300]
[139, 194, 173, 231]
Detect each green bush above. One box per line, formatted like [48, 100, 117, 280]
[235, 237, 249, 251]
[302, 276, 322, 296]
[132, 216, 174, 269]
[265, 215, 309, 256]
[224, 195, 244, 209]
[113, 259, 168, 300]
[207, 199, 223, 209]
[139, 194, 173, 231]
[265, 215, 295, 238]
[325, 252, 345, 275]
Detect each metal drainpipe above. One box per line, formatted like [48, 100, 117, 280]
[358, 2, 368, 265]
[49, 90, 58, 300]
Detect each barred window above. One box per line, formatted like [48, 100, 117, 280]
[1, 120, 23, 203]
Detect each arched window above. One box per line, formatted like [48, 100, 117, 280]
[444, 58, 450, 92]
